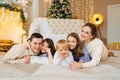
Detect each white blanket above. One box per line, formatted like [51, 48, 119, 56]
[0, 51, 120, 80]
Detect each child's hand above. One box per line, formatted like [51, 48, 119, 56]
[46, 48, 51, 53]
[24, 55, 30, 64]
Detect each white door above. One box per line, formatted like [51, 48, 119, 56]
[108, 4, 120, 43]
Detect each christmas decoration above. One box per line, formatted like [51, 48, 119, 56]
[22, 8, 28, 19]
[10, 11, 14, 22]
[1, 7, 6, 21]
[0, 3, 26, 24]
[91, 13, 104, 26]
[91, 13, 104, 40]
[47, 0, 72, 19]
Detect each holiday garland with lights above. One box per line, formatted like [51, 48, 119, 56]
[0, 3, 26, 24]
[47, 0, 72, 19]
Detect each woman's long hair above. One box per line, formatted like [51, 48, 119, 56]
[43, 38, 56, 56]
[67, 32, 84, 59]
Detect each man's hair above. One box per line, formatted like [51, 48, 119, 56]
[28, 33, 43, 41]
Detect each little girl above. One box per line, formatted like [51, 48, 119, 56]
[24, 38, 56, 64]
[53, 39, 74, 66]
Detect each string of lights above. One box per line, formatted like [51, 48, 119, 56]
[68, 0, 94, 23]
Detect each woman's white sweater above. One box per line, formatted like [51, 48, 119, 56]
[82, 38, 108, 68]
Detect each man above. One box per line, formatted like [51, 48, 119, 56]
[2, 33, 43, 63]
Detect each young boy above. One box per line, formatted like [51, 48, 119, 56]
[53, 39, 74, 66]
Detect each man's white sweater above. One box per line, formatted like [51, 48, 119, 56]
[2, 42, 36, 63]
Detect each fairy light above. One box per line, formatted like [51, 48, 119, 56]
[89, 0, 94, 22]
[81, 0, 84, 20]
[48, 0, 52, 8]
[12, 0, 32, 6]
[85, 0, 89, 23]
[68, 0, 94, 23]
[69, 0, 74, 16]
[78, 0, 81, 19]
[75, 0, 80, 18]
[47, 0, 52, 16]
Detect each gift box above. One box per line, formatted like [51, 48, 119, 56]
[107, 42, 120, 50]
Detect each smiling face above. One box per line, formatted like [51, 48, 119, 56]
[56, 39, 69, 58]
[57, 46, 69, 58]
[80, 23, 97, 43]
[41, 41, 49, 53]
[67, 36, 78, 49]
[30, 38, 43, 55]
[80, 26, 93, 43]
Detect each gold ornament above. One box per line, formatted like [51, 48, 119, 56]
[91, 13, 103, 26]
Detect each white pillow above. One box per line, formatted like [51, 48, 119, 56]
[28, 18, 53, 39]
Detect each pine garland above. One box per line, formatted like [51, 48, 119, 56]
[0, 3, 26, 24]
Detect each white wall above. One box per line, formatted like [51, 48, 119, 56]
[108, 4, 120, 43]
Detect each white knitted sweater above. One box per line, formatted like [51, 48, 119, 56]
[82, 38, 108, 68]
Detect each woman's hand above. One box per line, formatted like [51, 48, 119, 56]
[69, 61, 83, 69]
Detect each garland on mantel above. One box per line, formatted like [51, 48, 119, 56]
[0, 3, 26, 24]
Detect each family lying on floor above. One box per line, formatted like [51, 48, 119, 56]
[1, 23, 108, 69]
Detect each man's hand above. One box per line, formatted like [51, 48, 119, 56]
[24, 55, 30, 64]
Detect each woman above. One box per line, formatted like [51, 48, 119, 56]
[70, 23, 108, 69]
[67, 32, 91, 63]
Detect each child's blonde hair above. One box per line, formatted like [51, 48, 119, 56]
[56, 39, 69, 50]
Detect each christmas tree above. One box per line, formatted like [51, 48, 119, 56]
[47, 0, 72, 19]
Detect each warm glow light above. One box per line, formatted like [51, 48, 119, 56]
[0, 8, 2, 17]
[18, 0, 32, 5]
[0, 9, 24, 43]
[91, 13, 104, 26]
[69, 0, 94, 22]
